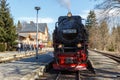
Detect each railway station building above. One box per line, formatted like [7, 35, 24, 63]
[18, 21, 49, 47]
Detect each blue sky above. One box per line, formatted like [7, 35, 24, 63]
[7, 0, 101, 33]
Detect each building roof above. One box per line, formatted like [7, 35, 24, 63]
[20, 22, 47, 33]
[19, 33, 28, 38]
[19, 33, 36, 39]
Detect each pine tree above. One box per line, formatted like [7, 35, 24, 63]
[0, 0, 17, 50]
[16, 20, 22, 33]
[0, 27, 6, 42]
[85, 10, 98, 49]
[86, 10, 97, 29]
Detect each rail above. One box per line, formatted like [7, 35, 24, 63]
[55, 72, 61, 80]
[76, 71, 81, 80]
[92, 50, 120, 63]
[55, 71, 82, 80]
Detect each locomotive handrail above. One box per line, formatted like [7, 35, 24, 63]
[55, 22, 58, 27]
[58, 17, 68, 25]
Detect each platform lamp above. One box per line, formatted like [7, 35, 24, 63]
[35, 6, 40, 59]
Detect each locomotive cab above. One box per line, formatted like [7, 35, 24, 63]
[53, 12, 88, 71]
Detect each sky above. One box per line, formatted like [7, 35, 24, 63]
[7, 0, 102, 33]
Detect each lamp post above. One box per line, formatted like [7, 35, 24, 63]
[35, 6, 40, 59]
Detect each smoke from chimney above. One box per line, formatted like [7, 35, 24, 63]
[57, 0, 71, 12]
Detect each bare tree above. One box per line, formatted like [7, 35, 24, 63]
[97, 0, 120, 11]
[99, 20, 109, 51]
[85, 0, 120, 53]
[95, 0, 120, 24]
[116, 26, 120, 52]
[109, 27, 117, 51]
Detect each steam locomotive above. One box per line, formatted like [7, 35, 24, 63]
[53, 12, 89, 71]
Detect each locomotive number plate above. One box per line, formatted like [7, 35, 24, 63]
[63, 29, 77, 33]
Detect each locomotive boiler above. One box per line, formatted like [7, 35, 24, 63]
[53, 12, 89, 71]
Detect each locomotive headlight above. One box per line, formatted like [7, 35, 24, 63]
[58, 44, 63, 48]
[77, 43, 82, 48]
[67, 12, 72, 17]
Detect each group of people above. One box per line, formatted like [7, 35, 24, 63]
[17, 43, 43, 53]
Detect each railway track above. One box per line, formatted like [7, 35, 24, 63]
[39, 59, 96, 80]
[101, 53, 120, 63]
[93, 50, 120, 63]
[38, 50, 120, 80]
[55, 71, 81, 80]
[55, 72, 61, 80]
[76, 71, 81, 80]
[40, 69, 96, 80]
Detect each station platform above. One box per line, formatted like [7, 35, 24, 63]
[0, 51, 54, 80]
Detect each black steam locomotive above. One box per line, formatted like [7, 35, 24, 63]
[53, 12, 89, 71]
